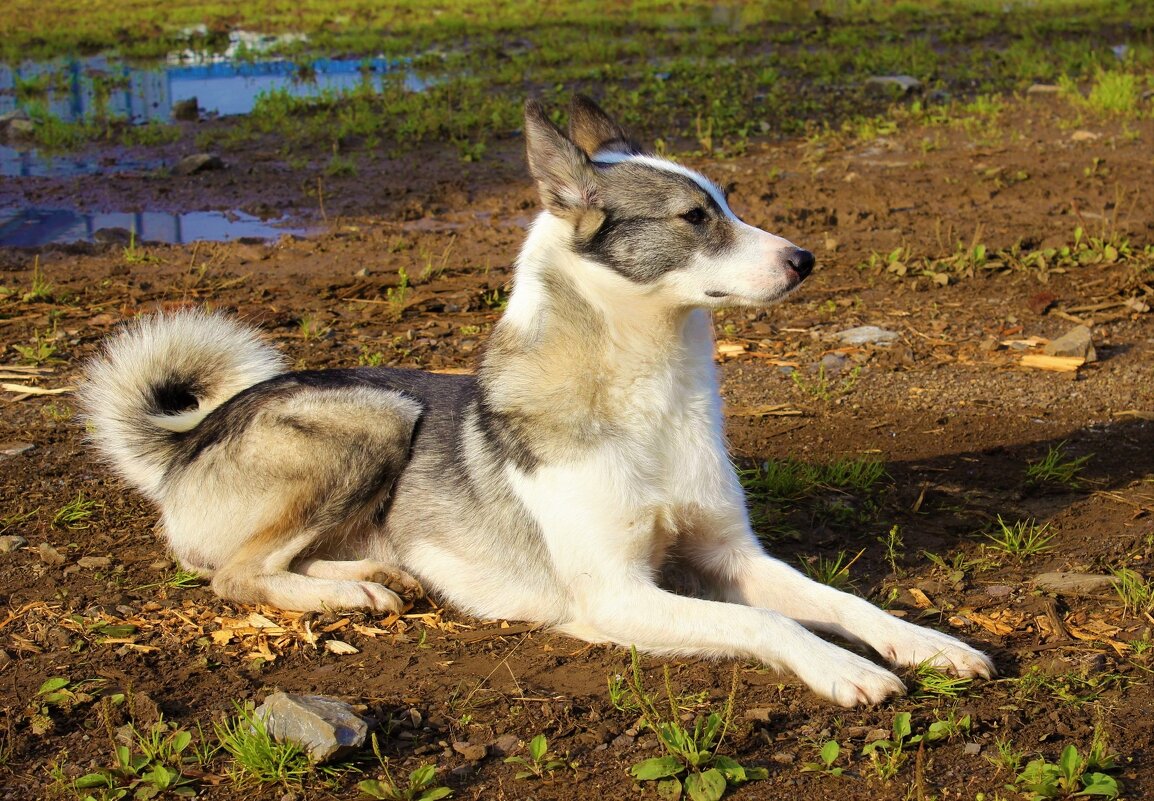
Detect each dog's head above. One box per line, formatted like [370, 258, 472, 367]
[523, 96, 813, 309]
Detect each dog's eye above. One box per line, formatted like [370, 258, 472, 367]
[680, 207, 708, 225]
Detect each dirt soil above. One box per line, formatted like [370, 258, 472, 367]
[1, 94, 1153, 800]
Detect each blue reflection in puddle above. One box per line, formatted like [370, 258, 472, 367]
[0, 39, 429, 177]
[0, 207, 306, 248]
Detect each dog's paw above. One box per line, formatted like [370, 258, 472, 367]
[369, 567, 425, 600]
[793, 644, 907, 707]
[343, 580, 407, 614]
[876, 625, 996, 679]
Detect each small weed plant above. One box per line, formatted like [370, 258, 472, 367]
[625, 648, 766, 801]
[74, 720, 199, 800]
[861, 711, 971, 780]
[800, 740, 844, 777]
[1013, 737, 1120, 800]
[911, 663, 973, 700]
[1026, 442, 1092, 488]
[790, 363, 861, 401]
[1109, 567, 1154, 617]
[21, 259, 54, 302]
[12, 326, 59, 364]
[359, 736, 451, 801]
[983, 515, 1054, 559]
[798, 549, 861, 591]
[504, 734, 572, 780]
[54, 492, 101, 529]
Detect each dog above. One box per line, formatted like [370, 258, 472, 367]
[80, 96, 993, 706]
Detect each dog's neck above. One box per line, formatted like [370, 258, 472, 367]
[490, 212, 713, 369]
[478, 213, 717, 425]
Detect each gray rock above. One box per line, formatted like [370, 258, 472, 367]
[0, 535, 28, 553]
[819, 352, 850, 376]
[0, 441, 35, 457]
[1033, 572, 1114, 594]
[173, 153, 224, 176]
[77, 556, 112, 569]
[39, 542, 66, 566]
[253, 692, 369, 763]
[489, 734, 520, 756]
[1044, 325, 1096, 362]
[835, 325, 900, 346]
[866, 75, 922, 94]
[452, 740, 487, 761]
[0, 111, 35, 143]
[964, 742, 982, 756]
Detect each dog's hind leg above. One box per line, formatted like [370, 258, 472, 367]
[212, 529, 410, 613]
[167, 383, 424, 613]
[294, 557, 424, 599]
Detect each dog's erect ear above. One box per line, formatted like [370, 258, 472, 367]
[523, 100, 600, 219]
[568, 95, 642, 157]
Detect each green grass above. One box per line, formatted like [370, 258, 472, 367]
[53, 492, 100, 530]
[1109, 567, 1154, 617]
[983, 515, 1055, 559]
[1026, 442, 1093, 488]
[5, 2, 1152, 153]
[215, 703, 310, 787]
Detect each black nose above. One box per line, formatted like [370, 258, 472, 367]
[787, 248, 815, 280]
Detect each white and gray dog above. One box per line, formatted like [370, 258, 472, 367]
[81, 97, 993, 706]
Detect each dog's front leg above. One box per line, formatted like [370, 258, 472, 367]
[511, 461, 907, 707]
[684, 504, 995, 680]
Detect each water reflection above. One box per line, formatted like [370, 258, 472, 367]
[0, 53, 424, 126]
[0, 207, 305, 247]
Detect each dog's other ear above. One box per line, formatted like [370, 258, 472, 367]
[568, 95, 641, 157]
[524, 99, 600, 219]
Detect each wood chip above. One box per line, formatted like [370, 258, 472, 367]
[1, 383, 76, 395]
[324, 639, 359, 655]
[716, 341, 747, 358]
[725, 403, 804, 417]
[907, 587, 934, 609]
[1020, 354, 1084, 372]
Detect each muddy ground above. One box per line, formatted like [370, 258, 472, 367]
[1, 93, 1153, 800]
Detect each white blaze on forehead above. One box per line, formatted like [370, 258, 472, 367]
[591, 151, 736, 221]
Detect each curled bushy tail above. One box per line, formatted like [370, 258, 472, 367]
[79, 310, 286, 500]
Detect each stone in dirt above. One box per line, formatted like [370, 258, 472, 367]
[866, 75, 922, 94]
[0, 535, 28, 553]
[835, 325, 900, 346]
[39, 542, 65, 566]
[0, 441, 35, 458]
[1033, 572, 1114, 594]
[452, 740, 488, 761]
[253, 692, 369, 764]
[173, 153, 224, 176]
[1043, 325, 1097, 362]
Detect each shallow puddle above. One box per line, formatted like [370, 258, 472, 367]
[0, 52, 421, 126]
[0, 207, 306, 247]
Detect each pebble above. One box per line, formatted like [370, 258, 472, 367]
[173, 153, 224, 176]
[452, 741, 487, 761]
[0, 442, 35, 458]
[252, 692, 369, 764]
[1043, 325, 1097, 362]
[835, 325, 900, 346]
[866, 75, 922, 94]
[77, 556, 112, 569]
[964, 742, 982, 756]
[1033, 571, 1113, 594]
[489, 734, 520, 756]
[0, 535, 28, 553]
[39, 542, 66, 566]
